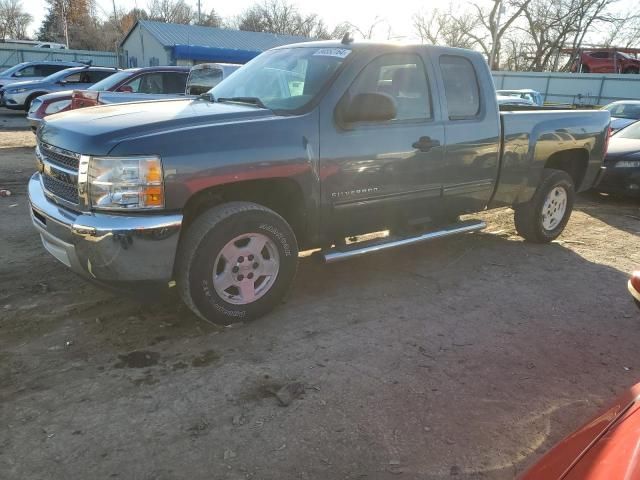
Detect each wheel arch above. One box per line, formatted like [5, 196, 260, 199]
[543, 148, 589, 191]
[180, 178, 309, 248]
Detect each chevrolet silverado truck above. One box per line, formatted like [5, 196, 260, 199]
[28, 40, 610, 325]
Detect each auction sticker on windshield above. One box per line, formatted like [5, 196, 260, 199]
[313, 48, 351, 58]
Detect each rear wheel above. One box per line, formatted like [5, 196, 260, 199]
[514, 169, 575, 243]
[624, 67, 639, 74]
[176, 202, 298, 325]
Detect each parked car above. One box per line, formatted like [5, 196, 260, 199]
[0, 66, 117, 111]
[71, 66, 190, 108]
[630, 271, 640, 308]
[603, 101, 640, 132]
[496, 95, 536, 107]
[34, 42, 67, 49]
[520, 380, 640, 479]
[597, 121, 640, 197]
[497, 89, 543, 106]
[27, 66, 189, 130]
[185, 63, 240, 95]
[28, 40, 610, 325]
[0, 61, 83, 90]
[570, 48, 640, 74]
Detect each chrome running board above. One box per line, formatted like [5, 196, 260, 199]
[322, 219, 486, 264]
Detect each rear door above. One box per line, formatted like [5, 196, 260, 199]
[435, 53, 500, 215]
[320, 50, 446, 237]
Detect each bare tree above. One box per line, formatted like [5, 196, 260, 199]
[0, 0, 32, 39]
[470, 0, 532, 68]
[235, 0, 334, 38]
[413, 8, 482, 49]
[146, 0, 192, 24]
[346, 16, 387, 40]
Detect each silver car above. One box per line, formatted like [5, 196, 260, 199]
[1, 66, 117, 111]
[0, 61, 83, 90]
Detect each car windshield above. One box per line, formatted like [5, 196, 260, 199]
[617, 121, 640, 139]
[88, 70, 131, 91]
[210, 46, 351, 113]
[42, 68, 83, 83]
[0, 63, 28, 77]
[605, 103, 640, 120]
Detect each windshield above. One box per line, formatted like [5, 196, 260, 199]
[0, 63, 28, 77]
[605, 103, 640, 120]
[211, 47, 351, 112]
[617, 121, 640, 139]
[42, 68, 83, 83]
[88, 70, 132, 91]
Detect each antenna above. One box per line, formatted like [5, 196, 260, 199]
[341, 32, 353, 45]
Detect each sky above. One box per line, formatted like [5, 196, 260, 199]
[27, 0, 638, 41]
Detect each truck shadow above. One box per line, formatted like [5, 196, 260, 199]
[575, 191, 640, 237]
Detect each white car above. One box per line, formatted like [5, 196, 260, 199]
[496, 95, 536, 106]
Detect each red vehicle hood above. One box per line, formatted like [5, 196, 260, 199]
[521, 383, 640, 479]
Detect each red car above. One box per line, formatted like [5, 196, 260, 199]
[571, 48, 640, 74]
[26, 66, 189, 131]
[521, 271, 640, 479]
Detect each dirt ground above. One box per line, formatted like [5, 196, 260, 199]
[2, 113, 640, 480]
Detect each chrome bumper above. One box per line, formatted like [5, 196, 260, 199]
[26, 114, 41, 131]
[28, 173, 183, 282]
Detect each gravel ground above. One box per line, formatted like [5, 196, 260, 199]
[1, 118, 640, 480]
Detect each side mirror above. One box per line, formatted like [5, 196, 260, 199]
[342, 92, 397, 124]
[117, 85, 133, 93]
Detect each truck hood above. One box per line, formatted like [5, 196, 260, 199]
[38, 99, 276, 155]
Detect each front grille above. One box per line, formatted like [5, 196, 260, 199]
[40, 143, 79, 170]
[42, 174, 79, 204]
[37, 140, 81, 206]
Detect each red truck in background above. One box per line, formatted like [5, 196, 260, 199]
[568, 47, 640, 74]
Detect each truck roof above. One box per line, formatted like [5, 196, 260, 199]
[273, 39, 480, 57]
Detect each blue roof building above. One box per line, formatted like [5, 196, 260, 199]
[119, 20, 310, 68]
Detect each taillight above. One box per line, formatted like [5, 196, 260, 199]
[603, 126, 612, 156]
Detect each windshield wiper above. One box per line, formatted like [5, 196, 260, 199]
[197, 92, 215, 102]
[217, 96, 267, 109]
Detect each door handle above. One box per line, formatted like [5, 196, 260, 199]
[412, 136, 440, 152]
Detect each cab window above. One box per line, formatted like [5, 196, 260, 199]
[345, 53, 432, 122]
[439, 55, 481, 120]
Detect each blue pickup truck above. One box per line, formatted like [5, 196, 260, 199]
[28, 40, 610, 324]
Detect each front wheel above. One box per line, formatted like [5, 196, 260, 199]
[176, 202, 299, 325]
[514, 169, 575, 243]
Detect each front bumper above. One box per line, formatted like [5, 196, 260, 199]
[28, 173, 183, 282]
[26, 114, 41, 132]
[3, 90, 30, 108]
[596, 165, 640, 197]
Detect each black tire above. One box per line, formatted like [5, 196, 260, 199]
[24, 93, 42, 112]
[581, 65, 590, 73]
[175, 202, 298, 325]
[624, 67, 639, 74]
[514, 169, 575, 243]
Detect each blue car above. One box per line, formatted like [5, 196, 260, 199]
[0, 60, 83, 90]
[0, 65, 118, 111]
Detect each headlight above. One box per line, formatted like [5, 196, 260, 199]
[88, 156, 164, 210]
[28, 99, 42, 114]
[44, 100, 71, 115]
[615, 160, 640, 168]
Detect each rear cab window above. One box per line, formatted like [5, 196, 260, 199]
[439, 55, 481, 120]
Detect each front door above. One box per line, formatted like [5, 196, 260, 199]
[320, 51, 446, 238]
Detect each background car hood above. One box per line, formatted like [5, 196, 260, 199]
[605, 137, 640, 160]
[37, 90, 74, 102]
[39, 99, 275, 155]
[3, 79, 45, 90]
[611, 117, 637, 131]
